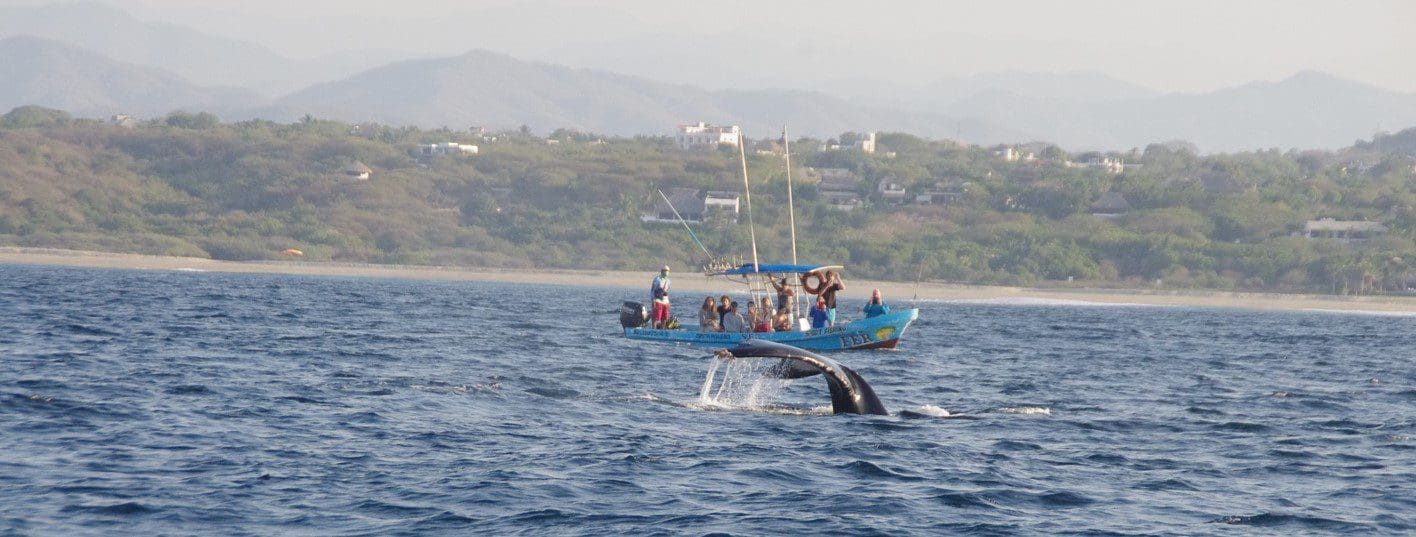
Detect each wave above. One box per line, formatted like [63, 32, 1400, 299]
[935, 297, 1167, 307]
[1211, 512, 1371, 531]
[1301, 308, 1416, 317]
[52, 323, 121, 337]
[842, 460, 925, 481]
[683, 399, 830, 415]
[996, 406, 1052, 415]
[60, 501, 155, 516]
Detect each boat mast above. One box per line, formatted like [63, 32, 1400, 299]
[738, 131, 760, 271]
[783, 126, 798, 265]
[783, 127, 805, 321]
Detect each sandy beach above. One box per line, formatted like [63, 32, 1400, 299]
[4, 246, 1416, 314]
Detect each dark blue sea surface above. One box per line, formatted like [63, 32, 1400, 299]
[1, 264, 1413, 535]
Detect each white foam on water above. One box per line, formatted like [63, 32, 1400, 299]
[171, 268, 207, 272]
[997, 406, 1052, 415]
[914, 404, 952, 417]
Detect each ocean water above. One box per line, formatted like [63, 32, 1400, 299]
[1, 264, 1413, 535]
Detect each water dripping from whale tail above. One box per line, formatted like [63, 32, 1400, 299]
[698, 354, 796, 411]
[700, 340, 888, 416]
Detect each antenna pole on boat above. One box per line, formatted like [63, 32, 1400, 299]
[783, 126, 798, 265]
[658, 189, 711, 258]
[738, 131, 760, 271]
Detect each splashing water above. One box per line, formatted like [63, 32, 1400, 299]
[914, 404, 952, 417]
[697, 357, 797, 411]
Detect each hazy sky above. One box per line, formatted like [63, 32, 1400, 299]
[10, 0, 1416, 93]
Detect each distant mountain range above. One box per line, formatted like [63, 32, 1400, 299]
[263, 50, 1017, 140]
[2, 2, 1415, 152]
[0, 36, 261, 118]
[0, 2, 412, 96]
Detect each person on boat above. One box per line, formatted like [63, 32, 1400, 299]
[809, 296, 829, 329]
[772, 307, 793, 332]
[820, 270, 845, 326]
[721, 301, 749, 333]
[650, 266, 671, 301]
[769, 275, 795, 313]
[863, 288, 890, 318]
[698, 296, 720, 331]
[717, 294, 732, 329]
[652, 294, 672, 329]
[753, 297, 774, 332]
[650, 266, 671, 329]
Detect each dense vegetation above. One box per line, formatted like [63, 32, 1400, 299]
[3, 106, 1415, 294]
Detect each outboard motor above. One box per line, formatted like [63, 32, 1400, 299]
[620, 301, 648, 329]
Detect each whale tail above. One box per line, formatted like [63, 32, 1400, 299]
[717, 340, 887, 415]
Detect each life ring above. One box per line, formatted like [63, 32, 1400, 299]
[801, 272, 825, 295]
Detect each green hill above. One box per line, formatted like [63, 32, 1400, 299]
[2, 108, 1414, 294]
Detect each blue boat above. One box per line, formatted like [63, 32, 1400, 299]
[626, 132, 919, 351]
[621, 262, 920, 351]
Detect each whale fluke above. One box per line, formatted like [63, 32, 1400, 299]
[718, 340, 887, 415]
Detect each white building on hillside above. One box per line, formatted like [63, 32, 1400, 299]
[418, 142, 479, 156]
[676, 122, 741, 149]
[703, 191, 741, 217]
[857, 132, 877, 154]
[993, 145, 1036, 162]
[1303, 218, 1387, 243]
[821, 132, 877, 154]
[1080, 155, 1125, 174]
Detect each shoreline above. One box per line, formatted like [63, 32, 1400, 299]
[4, 247, 1416, 314]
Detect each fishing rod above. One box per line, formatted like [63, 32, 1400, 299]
[657, 189, 712, 259]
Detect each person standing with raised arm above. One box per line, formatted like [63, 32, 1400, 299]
[769, 275, 795, 313]
[819, 270, 845, 326]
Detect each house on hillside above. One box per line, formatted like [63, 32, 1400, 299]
[676, 122, 741, 150]
[822, 132, 877, 154]
[417, 142, 478, 157]
[703, 191, 741, 221]
[1090, 192, 1132, 218]
[1078, 154, 1126, 174]
[810, 167, 863, 210]
[343, 161, 373, 180]
[810, 168, 859, 189]
[877, 180, 908, 204]
[915, 181, 968, 205]
[643, 188, 707, 224]
[1303, 218, 1387, 243]
[852, 132, 877, 154]
[992, 145, 1036, 163]
[109, 113, 135, 128]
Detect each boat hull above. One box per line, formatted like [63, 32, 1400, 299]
[624, 308, 919, 351]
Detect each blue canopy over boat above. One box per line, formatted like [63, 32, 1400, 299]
[711, 263, 841, 276]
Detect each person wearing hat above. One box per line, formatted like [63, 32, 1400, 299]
[650, 266, 671, 329]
